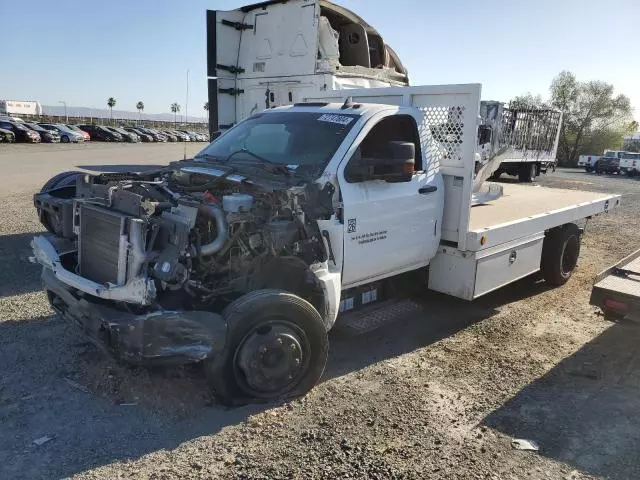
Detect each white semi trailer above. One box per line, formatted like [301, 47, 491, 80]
[207, 0, 561, 183]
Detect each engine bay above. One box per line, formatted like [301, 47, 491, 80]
[48, 162, 335, 312]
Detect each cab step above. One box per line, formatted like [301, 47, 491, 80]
[334, 299, 424, 336]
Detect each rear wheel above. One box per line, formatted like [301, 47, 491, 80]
[518, 163, 537, 182]
[541, 224, 581, 286]
[488, 170, 502, 180]
[585, 166, 593, 173]
[204, 290, 329, 406]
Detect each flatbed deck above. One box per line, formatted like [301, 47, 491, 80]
[591, 249, 640, 320]
[466, 184, 620, 251]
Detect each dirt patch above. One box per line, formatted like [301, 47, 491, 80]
[1, 165, 639, 480]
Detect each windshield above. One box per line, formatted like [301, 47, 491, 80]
[25, 123, 44, 131]
[622, 152, 640, 160]
[195, 111, 358, 170]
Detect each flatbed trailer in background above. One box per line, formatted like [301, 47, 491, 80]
[591, 249, 640, 320]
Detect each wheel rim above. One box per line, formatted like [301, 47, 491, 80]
[561, 235, 580, 275]
[233, 320, 310, 398]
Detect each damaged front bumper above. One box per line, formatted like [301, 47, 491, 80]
[32, 236, 227, 366]
[31, 235, 157, 305]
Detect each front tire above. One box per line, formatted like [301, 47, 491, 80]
[61, 135, 70, 143]
[205, 290, 328, 406]
[540, 224, 581, 286]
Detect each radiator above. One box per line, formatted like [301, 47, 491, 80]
[78, 204, 128, 285]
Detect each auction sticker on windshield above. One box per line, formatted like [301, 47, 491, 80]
[317, 114, 354, 126]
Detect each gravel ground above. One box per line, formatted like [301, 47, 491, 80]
[1, 150, 639, 480]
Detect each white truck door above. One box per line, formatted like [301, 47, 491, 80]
[207, 9, 248, 132]
[339, 112, 443, 287]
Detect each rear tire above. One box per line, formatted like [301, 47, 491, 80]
[518, 163, 536, 183]
[585, 166, 593, 173]
[204, 290, 329, 406]
[541, 224, 581, 286]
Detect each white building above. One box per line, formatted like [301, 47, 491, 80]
[0, 100, 43, 116]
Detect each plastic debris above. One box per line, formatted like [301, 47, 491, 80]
[33, 436, 53, 446]
[64, 378, 90, 394]
[511, 438, 539, 451]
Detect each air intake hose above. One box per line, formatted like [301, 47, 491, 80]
[192, 205, 228, 257]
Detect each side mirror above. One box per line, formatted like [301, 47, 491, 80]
[347, 141, 416, 183]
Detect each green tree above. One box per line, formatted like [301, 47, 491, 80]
[136, 101, 144, 120]
[549, 71, 634, 166]
[107, 97, 116, 121]
[170, 102, 181, 126]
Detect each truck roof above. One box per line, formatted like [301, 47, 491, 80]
[269, 102, 396, 117]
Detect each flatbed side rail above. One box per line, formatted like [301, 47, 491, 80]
[466, 194, 621, 252]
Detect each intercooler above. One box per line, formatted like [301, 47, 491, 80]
[78, 204, 146, 285]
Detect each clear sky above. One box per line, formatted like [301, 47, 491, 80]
[1, 0, 638, 120]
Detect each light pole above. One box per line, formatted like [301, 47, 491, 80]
[59, 101, 68, 122]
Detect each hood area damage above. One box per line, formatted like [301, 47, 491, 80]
[32, 161, 335, 365]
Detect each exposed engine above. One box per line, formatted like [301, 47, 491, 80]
[61, 164, 333, 309]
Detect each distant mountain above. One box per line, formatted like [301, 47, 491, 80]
[42, 105, 206, 123]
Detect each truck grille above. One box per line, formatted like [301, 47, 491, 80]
[79, 204, 127, 284]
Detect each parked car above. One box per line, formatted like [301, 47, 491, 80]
[161, 130, 178, 142]
[594, 156, 620, 175]
[65, 125, 91, 142]
[136, 127, 167, 142]
[620, 152, 640, 177]
[104, 126, 139, 143]
[122, 127, 153, 142]
[178, 130, 198, 142]
[77, 124, 122, 142]
[0, 127, 15, 143]
[578, 155, 601, 172]
[0, 120, 41, 142]
[169, 130, 190, 142]
[39, 124, 84, 143]
[24, 123, 61, 143]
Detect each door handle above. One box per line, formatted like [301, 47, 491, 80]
[419, 186, 438, 194]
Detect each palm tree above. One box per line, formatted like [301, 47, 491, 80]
[136, 101, 144, 120]
[170, 102, 181, 126]
[107, 97, 116, 122]
[204, 101, 209, 111]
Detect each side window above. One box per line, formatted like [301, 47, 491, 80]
[345, 114, 422, 183]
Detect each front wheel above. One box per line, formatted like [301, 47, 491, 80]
[205, 290, 328, 406]
[540, 224, 581, 286]
[585, 166, 593, 173]
[61, 135, 70, 143]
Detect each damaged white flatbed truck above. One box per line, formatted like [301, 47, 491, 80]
[31, 84, 620, 405]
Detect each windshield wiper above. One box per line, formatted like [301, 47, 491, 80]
[194, 152, 221, 162]
[225, 148, 294, 176]
[225, 148, 277, 165]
